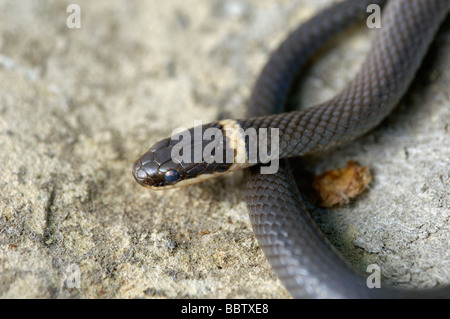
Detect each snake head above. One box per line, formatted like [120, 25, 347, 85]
[132, 123, 240, 190]
[132, 137, 185, 189]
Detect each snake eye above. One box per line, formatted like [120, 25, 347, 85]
[164, 170, 180, 184]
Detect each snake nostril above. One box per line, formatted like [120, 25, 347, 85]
[132, 160, 151, 185]
[132, 160, 141, 173]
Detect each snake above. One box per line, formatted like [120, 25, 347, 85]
[132, 0, 450, 298]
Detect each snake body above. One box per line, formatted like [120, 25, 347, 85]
[133, 0, 450, 298]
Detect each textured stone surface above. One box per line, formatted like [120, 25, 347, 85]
[0, 0, 448, 298]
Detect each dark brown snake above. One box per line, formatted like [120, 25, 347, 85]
[132, 0, 450, 298]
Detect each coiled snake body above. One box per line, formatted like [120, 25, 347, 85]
[133, 0, 450, 298]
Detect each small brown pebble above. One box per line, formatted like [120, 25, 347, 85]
[312, 160, 371, 207]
